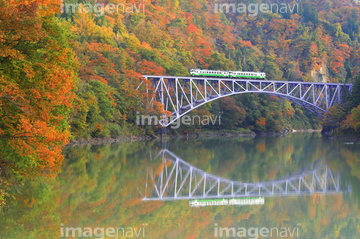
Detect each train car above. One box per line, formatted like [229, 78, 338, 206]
[190, 69, 229, 77]
[229, 71, 266, 79]
[190, 69, 266, 79]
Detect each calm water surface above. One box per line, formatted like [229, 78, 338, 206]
[1, 133, 359, 238]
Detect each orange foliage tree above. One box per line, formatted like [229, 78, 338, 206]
[342, 105, 360, 131]
[0, 0, 78, 183]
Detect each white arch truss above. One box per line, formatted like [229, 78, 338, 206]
[141, 75, 353, 127]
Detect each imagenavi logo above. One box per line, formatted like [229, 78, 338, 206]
[214, 223, 300, 238]
[213, 0, 299, 17]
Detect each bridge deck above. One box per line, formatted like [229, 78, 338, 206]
[142, 75, 350, 86]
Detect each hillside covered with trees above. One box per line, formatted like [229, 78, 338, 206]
[1, 0, 360, 203]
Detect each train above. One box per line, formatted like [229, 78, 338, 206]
[190, 69, 266, 79]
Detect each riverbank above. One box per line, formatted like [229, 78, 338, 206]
[327, 135, 360, 143]
[66, 135, 153, 147]
[66, 128, 330, 146]
[321, 126, 360, 143]
[292, 129, 322, 132]
[160, 130, 256, 139]
[65, 131, 256, 146]
[67, 129, 310, 146]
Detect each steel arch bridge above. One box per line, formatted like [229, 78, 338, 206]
[140, 75, 353, 127]
[143, 149, 348, 201]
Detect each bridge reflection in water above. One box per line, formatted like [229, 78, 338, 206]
[142, 149, 350, 201]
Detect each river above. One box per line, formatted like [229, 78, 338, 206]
[1, 133, 359, 238]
